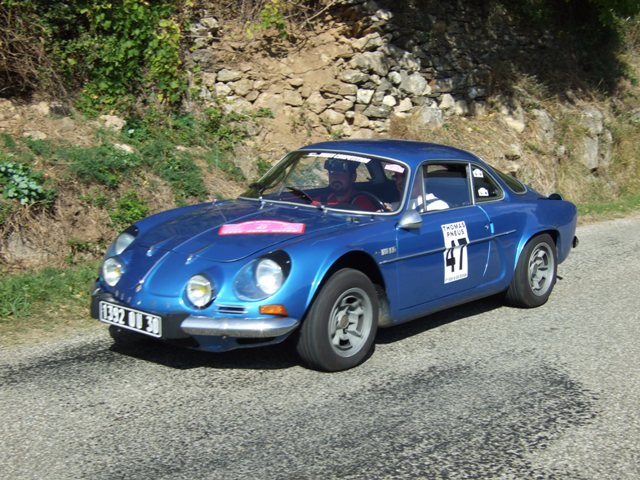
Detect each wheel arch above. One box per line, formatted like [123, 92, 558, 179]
[514, 228, 559, 272]
[303, 250, 388, 324]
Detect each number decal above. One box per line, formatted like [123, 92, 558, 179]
[441, 221, 470, 283]
[145, 316, 160, 335]
[102, 303, 126, 325]
[98, 301, 162, 337]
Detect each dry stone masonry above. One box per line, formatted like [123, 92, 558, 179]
[161, 1, 611, 172]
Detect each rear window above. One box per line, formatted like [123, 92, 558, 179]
[494, 168, 527, 194]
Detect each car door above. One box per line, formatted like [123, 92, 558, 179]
[468, 162, 513, 285]
[394, 161, 492, 310]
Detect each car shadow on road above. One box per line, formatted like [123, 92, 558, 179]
[376, 293, 505, 344]
[108, 337, 300, 370]
[108, 294, 506, 371]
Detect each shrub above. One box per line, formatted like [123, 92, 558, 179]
[0, 161, 55, 205]
[109, 191, 150, 229]
[25, 138, 54, 157]
[157, 154, 208, 202]
[65, 143, 141, 188]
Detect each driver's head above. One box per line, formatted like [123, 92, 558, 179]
[393, 170, 406, 192]
[325, 159, 357, 194]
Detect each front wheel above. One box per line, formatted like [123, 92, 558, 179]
[296, 269, 378, 371]
[506, 233, 557, 308]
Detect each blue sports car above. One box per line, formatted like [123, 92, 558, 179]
[91, 139, 578, 371]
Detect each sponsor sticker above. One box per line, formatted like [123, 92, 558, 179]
[441, 221, 469, 283]
[307, 152, 370, 163]
[384, 163, 405, 173]
[219, 220, 306, 235]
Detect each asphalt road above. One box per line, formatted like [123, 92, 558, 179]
[1, 215, 639, 479]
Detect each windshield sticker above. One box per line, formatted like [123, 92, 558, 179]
[473, 168, 484, 178]
[478, 187, 489, 197]
[219, 220, 306, 235]
[384, 163, 405, 173]
[307, 152, 370, 163]
[441, 221, 469, 283]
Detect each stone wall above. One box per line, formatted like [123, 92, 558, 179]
[188, 0, 613, 173]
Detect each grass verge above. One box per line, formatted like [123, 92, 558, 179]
[577, 192, 640, 223]
[0, 261, 101, 348]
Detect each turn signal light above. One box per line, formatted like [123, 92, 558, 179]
[259, 304, 288, 316]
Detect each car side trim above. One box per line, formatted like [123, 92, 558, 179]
[380, 229, 516, 265]
[181, 315, 300, 338]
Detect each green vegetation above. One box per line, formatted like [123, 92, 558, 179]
[578, 192, 640, 220]
[0, 160, 55, 206]
[0, 199, 16, 225]
[0, 262, 99, 341]
[109, 191, 150, 230]
[247, 0, 292, 40]
[0, 263, 93, 319]
[1, 0, 188, 112]
[0, 103, 265, 214]
[65, 143, 142, 189]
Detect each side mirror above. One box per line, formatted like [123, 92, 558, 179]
[398, 210, 422, 230]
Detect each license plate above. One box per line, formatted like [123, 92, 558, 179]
[99, 301, 162, 338]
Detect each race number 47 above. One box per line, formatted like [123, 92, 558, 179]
[441, 221, 470, 283]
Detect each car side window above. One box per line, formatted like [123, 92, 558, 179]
[407, 168, 424, 211]
[418, 162, 471, 210]
[470, 165, 503, 202]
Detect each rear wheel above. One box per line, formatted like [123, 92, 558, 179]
[506, 233, 557, 308]
[297, 269, 378, 371]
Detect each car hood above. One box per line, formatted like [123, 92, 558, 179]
[135, 200, 361, 262]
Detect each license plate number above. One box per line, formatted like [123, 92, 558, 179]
[99, 301, 162, 338]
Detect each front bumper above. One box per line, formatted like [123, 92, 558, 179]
[181, 315, 299, 338]
[91, 291, 300, 342]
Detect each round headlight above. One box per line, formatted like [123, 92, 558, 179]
[234, 253, 290, 301]
[255, 259, 284, 296]
[113, 232, 136, 255]
[186, 274, 213, 308]
[102, 257, 124, 287]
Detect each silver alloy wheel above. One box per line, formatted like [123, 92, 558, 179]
[327, 287, 373, 357]
[528, 242, 555, 296]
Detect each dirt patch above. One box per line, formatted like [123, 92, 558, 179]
[0, 98, 96, 147]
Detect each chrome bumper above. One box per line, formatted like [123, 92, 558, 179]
[181, 315, 300, 338]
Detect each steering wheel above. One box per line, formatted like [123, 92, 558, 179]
[350, 192, 386, 212]
[286, 186, 314, 203]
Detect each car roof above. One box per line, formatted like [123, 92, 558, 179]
[299, 139, 483, 168]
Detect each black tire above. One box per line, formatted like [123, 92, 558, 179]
[505, 233, 557, 308]
[296, 269, 378, 372]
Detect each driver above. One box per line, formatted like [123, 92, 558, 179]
[324, 159, 378, 211]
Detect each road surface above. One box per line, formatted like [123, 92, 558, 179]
[1, 215, 639, 479]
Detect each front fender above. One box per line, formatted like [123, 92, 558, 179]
[282, 221, 393, 320]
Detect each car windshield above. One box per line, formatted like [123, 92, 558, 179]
[240, 151, 408, 213]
